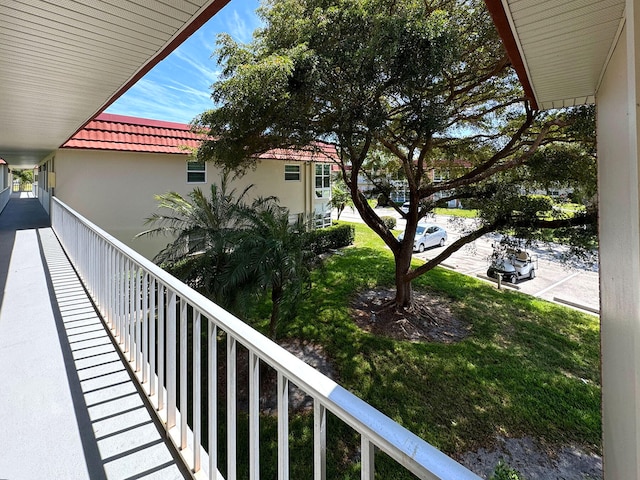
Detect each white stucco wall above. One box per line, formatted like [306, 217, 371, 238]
[597, 19, 640, 479]
[52, 149, 321, 259]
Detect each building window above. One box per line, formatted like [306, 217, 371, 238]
[315, 164, 331, 198]
[187, 161, 206, 183]
[285, 164, 300, 181]
[432, 170, 449, 183]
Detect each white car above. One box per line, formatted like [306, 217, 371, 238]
[397, 224, 447, 252]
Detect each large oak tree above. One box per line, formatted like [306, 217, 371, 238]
[193, 0, 596, 308]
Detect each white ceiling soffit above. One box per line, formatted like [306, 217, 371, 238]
[0, 0, 224, 168]
[502, 0, 625, 110]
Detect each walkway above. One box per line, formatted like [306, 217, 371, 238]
[0, 194, 188, 479]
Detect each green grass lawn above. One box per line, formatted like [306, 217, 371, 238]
[434, 207, 479, 218]
[244, 222, 601, 477]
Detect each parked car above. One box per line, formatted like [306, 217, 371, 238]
[399, 201, 428, 214]
[397, 224, 447, 252]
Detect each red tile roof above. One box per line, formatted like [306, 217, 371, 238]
[62, 113, 201, 154]
[62, 113, 337, 163]
[256, 143, 337, 163]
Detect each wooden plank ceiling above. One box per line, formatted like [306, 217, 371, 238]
[0, 0, 227, 167]
[496, 0, 625, 110]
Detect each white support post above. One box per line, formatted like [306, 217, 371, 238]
[208, 322, 218, 479]
[158, 284, 166, 412]
[142, 273, 149, 384]
[150, 277, 156, 397]
[277, 373, 289, 480]
[135, 268, 142, 372]
[167, 290, 177, 430]
[249, 352, 260, 480]
[193, 311, 202, 472]
[227, 335, 237, 480]
[128, 263, 135, 361]
[314, 401, 327, 480]
[180, 299, 188, 450]
[126, 261, 131, 355]
[361, 437, 375, 480]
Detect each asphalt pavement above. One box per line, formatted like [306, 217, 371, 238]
[336, 206, 600, 315]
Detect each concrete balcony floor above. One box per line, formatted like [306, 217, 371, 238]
[0, 194, 188, 479]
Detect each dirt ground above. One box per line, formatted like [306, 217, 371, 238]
[350, 287, 471, 343]
[458, 436, 602, 479]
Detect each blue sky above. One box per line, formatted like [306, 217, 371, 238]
[105, 0, 262, 124]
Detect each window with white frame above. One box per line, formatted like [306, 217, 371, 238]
[187, 161, 206, 183]
[315, 163, 331, 198]
[432, 170, 449, 183]
[285, 164, 300, 181]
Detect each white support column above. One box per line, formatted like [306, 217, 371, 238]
[193, 311, 201, 473]
[277, 373, 289, 480]
[249, 352, 260, 480]
[180, 299, 188, 450]
[227, 335, 237, 480]
[208, 323, 218, 478]
[167, 291, 177, 430]
[598, 3, 640, 477]
[313, 401, 326, 480]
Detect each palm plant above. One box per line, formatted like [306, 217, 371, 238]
[138, 173, 315, 337]
[329, 179, 353, 220]
[227, 206, 315, 338]
[136, 172, 258, 309]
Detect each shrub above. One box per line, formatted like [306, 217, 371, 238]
[307, 224, 355, 254]
[381, 216, 397, 230]
[490, 461, 525, 480]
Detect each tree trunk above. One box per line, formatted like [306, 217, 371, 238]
[394, 249, 414, 309]
[269, 285, 283, 339]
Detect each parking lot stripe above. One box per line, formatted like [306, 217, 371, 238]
[533, 271, 580, 297]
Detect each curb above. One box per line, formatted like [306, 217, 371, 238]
[553, 297, 599, 315]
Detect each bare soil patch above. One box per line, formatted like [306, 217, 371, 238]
[351, 287, 471, 343]
[231, 338, 337, 415]
[459, 436, 602, 479]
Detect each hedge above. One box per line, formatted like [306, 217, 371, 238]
[381, 216, 397, 230]
[307, 224, 355, 254]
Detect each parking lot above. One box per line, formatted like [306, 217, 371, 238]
[338, 207, 600, 315]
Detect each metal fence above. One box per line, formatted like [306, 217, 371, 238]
[50, 196, 480, 480]
[11, 180, 32, 192]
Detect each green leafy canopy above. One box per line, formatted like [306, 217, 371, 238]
[193, 0, 596, 307]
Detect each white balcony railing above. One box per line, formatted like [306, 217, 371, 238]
[50, 196, 480, 480]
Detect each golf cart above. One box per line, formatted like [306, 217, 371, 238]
[487, 245, 538, 284]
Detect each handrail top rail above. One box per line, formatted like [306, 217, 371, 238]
[52, 196, 480, 479]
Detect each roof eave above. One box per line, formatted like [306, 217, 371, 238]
[63, 0, 232, 146]
[483, 0, 539, 111]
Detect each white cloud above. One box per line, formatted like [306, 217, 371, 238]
[228, 9, 250, 42]
[106, 0, 262, 123]
[173, 48, 220, 86]
[106, 78, 211, 124]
